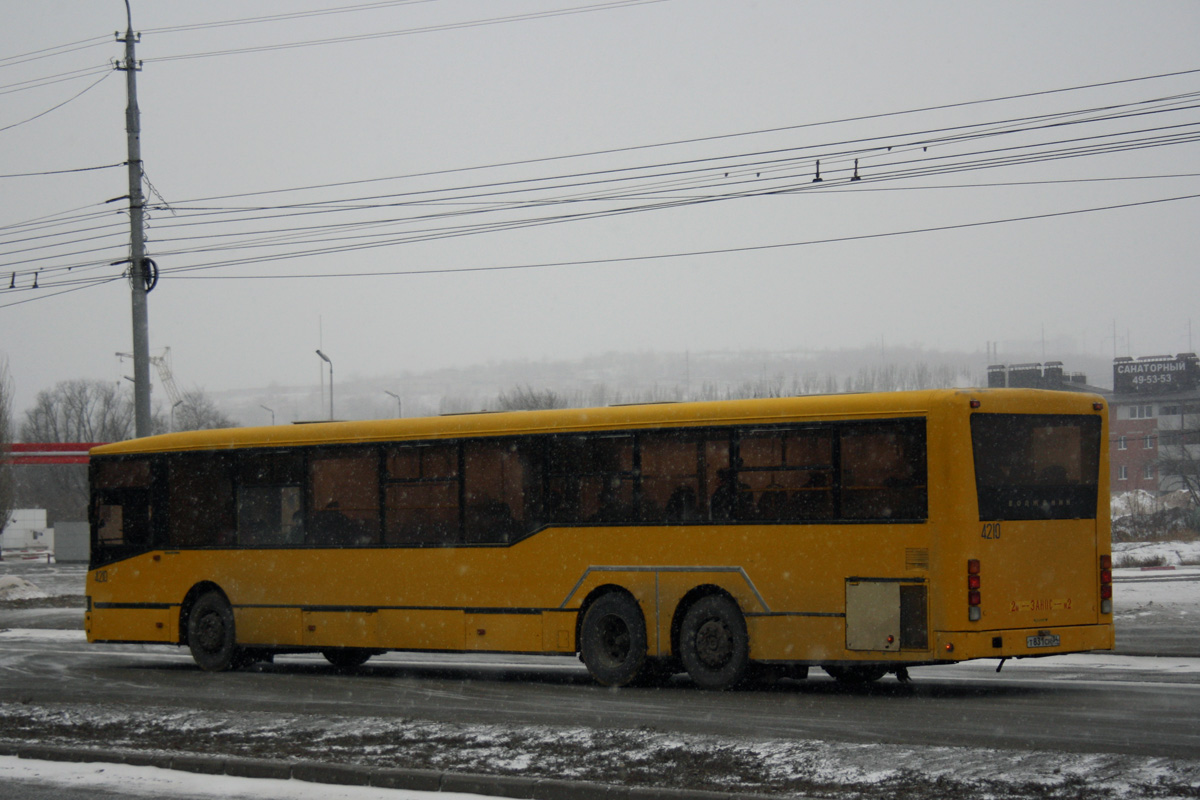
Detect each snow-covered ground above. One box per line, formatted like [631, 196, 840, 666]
[1113, 538, 1200, 567]
[0, 575, 49, 601]
[3, 684, 1200, 800]
[0, 756, 465, 800]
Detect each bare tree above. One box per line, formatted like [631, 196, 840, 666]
[496, 385, 565, 411]
[17, 380, 138, 524]
[21, 379, 136, 443]
[173, 388, 238, 431]
[0, 358, 14, 536]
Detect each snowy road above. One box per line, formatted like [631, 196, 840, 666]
[2, 558, 1199, 798]
[2, 628, 1199, 760]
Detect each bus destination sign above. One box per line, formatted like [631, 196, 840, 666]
[1113, 354, 1200, 395]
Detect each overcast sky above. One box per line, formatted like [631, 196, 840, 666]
[2, 0, 1199, 419]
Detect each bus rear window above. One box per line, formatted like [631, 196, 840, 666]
[971, 414, 1101, 521]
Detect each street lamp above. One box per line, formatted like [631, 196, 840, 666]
[316, 349, 333, 420]
[259, 404, 275, 426]
[171, 399, 183, 432]
[385, 390, 402, 418]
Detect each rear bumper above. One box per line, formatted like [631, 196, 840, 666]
[934, 622, 1114, 661]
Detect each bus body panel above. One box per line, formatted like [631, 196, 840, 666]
[86, 389, 1114, 676]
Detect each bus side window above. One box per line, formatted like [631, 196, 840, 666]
[702, 437, 733, 521]
[640, 432, 703, 523]
[95, 503, 124, 544]
[92, 458, 154, 555]
[591, 437, 635, 523]
[237, 451, 304, 547]
[168, 453, 235, 547]
[545, 435, 635, 524]
[308, 447, 380, 546]
[384, 444, 460, 545]
[736, 429, 835, 522]
[463, 440, 529, 543]
[840, 422, 927, 521]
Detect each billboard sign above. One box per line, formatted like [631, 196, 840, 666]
[1113, 355, 1200, 395]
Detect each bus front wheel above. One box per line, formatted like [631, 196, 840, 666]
[187, 591, 240, 672]
[679, 594, 749, 690]
[579, 592, 648, 687]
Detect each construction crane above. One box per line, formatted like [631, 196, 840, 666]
[116, 347, 183, 408]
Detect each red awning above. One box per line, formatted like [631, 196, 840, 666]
[1, 443, 107, 465]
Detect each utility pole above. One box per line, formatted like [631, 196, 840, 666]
[117, 0, 152, 437]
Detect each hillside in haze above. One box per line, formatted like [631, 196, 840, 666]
[211, 345, 1117, 427]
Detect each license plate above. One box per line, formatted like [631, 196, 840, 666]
[1026, 634, 1060, 649]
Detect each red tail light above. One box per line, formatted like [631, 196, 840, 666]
[968, 559, 982, 621]
[1100, 555, 1113, 613]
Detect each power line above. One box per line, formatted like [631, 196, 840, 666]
[4, 58, 1200, 302]
[0, 35, 111, 70]
[0, 203, 115, 234]
[150, 68, 1200, 210]
[6, 107, 1197, 285]
[8, 175, 1199, 301]
[0, 275, 123, 310]
[145, 0, 670, 63]
[0, 64, 112, 96]
[131, 113, 1200, 250]
[0, 162, 125, 180]
[137, 96, 1200, 229]
[151, 191, 1200, 282]
[140, 0, 441, 35]
[0, 71, 114, 134]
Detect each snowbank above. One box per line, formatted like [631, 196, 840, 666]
[1114, 539, 1200, 567]
[0, 576, 49, 601]
[1112, 490, 1194, 518]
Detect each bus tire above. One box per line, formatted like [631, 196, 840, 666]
[322, 648, 375, 669]
[823, 664, 888, 684]
[187, 591, 240, 672]
[579, 592, 648, 687]
[679, 594, 749, 690]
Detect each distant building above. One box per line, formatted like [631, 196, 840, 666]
[986, 361, 1101, 392]
[1108, 354, 1200, 495]
[1, 509, 54, 559]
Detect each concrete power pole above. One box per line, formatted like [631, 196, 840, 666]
[117, 0, 153, 437]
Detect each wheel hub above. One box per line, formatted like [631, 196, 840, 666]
[598, 614, 631, 665]
[194, 612, 224, 652]
[694, 618, 732, 668]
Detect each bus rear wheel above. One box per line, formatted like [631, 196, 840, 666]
[679, 594, 749, 690]
[322, 648, 375, 669]
[187, 591, 240, 672]
[579, 592, 648, 687]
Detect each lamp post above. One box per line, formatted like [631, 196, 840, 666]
[260, 404, 275, 426]
[385, 390, 402, 418]
[171, 399, 183, 432]
[316, 350, 333, 420]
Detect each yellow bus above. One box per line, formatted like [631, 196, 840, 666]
[86, 388, 1114, 689]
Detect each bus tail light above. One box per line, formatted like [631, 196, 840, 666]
[968, 559, 982, 621]
[1100, 554, 1113, 614]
